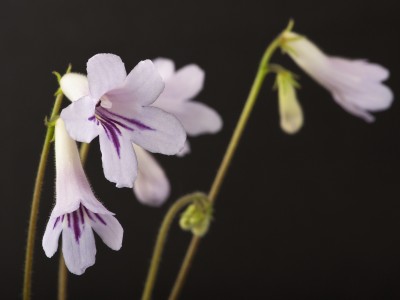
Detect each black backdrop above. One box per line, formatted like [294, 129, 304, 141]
[1, 0, 400, 299]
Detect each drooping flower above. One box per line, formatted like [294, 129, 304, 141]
[42, 119, 123, 275]
[275, 70, 303, 134]
[280, 31, 393, 122]
[60, 54, 186, 188]
[61, 58, 222, 207]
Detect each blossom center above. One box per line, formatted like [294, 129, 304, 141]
[88, 107, 154, 158]
[52, 204, 107, 244]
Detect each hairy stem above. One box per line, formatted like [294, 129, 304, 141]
[23, 92, 64, 300]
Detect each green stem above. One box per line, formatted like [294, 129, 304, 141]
[141, 193, 207, 300]
[57, 143, 90, 300]
[23, 92, 64, 300]
[168, 35, 283, 300]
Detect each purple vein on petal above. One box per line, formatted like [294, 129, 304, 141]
[100, 122, 121, 157]
[72, 210, 81, 243]
[103, 109, 154, 131]
[83, 206, 95, 221]
[94, 213, 107, 225]
[79, 205, 85, 225]
[53, 216, 60, 229]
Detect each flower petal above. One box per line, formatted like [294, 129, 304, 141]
[133, 145, 170, 206]
[122, 106, 186, 155]
[153, 58, 175, 80]
[176, 140, 191, 157]
[62, 220, 96, 275]
[60, 96, 99, 143]
[329, 57, 389, 81]
[106, 60, 164, 106]
[161, 101, 223, 136]
[42, 215, 63, 258]
[332, 93, 375, 122]
[334, 82, 393, 112]
[160, 64, 204, 101]
[88, 212, 123, 250]
[60, 73, 89, 102]
[98, 129, 138, 188]
[87, 54, 127, 99]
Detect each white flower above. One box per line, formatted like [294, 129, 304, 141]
[281, 31, 393, 122]
[42, 119, 123, 275]
[61, 58, 222, 207]
[60, 54, 186, 188]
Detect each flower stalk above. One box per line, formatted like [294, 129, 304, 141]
[167, 25, 290, 300]
[141, 192, 208, 300]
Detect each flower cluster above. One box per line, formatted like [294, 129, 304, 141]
[43, 54, 222, 274]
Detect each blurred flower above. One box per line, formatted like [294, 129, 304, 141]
[132, 58, 222, 206]
[61, 58, 222, 207]
[275, 69, 303, 134]
[42, 119, 123, 275]
[280, 31, 393, 122]
[60, 54, 186, 188]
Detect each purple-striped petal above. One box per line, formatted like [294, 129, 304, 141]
[62, 214, 96, 275]
[89, 212, 123, 250]
[42, 215, 63, 258]
[99, 129, 138, 188]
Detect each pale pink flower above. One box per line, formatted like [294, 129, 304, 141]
[42, 119, 123, 275]
[281, 31, 393, 122]
[60, 54, 186, 188]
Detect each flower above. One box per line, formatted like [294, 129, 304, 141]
[275, 70, 303, 134]
[280, 31, 393, 122]
[60, 54, 186, 188]
[131, 58, 222, 206]
[61, 57, 222, 207]
[42, 119, 123, 275]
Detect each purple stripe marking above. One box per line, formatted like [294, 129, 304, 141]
[103, 109, 154, 131]
[72, 210, 81, 243]
[94, 213, 107, 225]
[101, 122, 121, 157]
[53, 216, 60, 229]
[79, 205, 85, 224]
[67, 214, 71, 228]
[98, 108, 133, 132]
[83, 206, 95, 221]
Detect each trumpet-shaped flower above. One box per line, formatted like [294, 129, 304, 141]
[61, 58, 222, 206]
[275, 70, 303, 134]
[42, 119, 123, 275]
[280, 31, 393, 122]
[60, 54, 186, 188]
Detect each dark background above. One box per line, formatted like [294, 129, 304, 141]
[1, 0, 400, 299]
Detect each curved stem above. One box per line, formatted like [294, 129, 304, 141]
[168, 35, 283, 300]
[57, 143, 90, 300]
[141, 193, 206, 300]
[23, 92, 64, 300]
